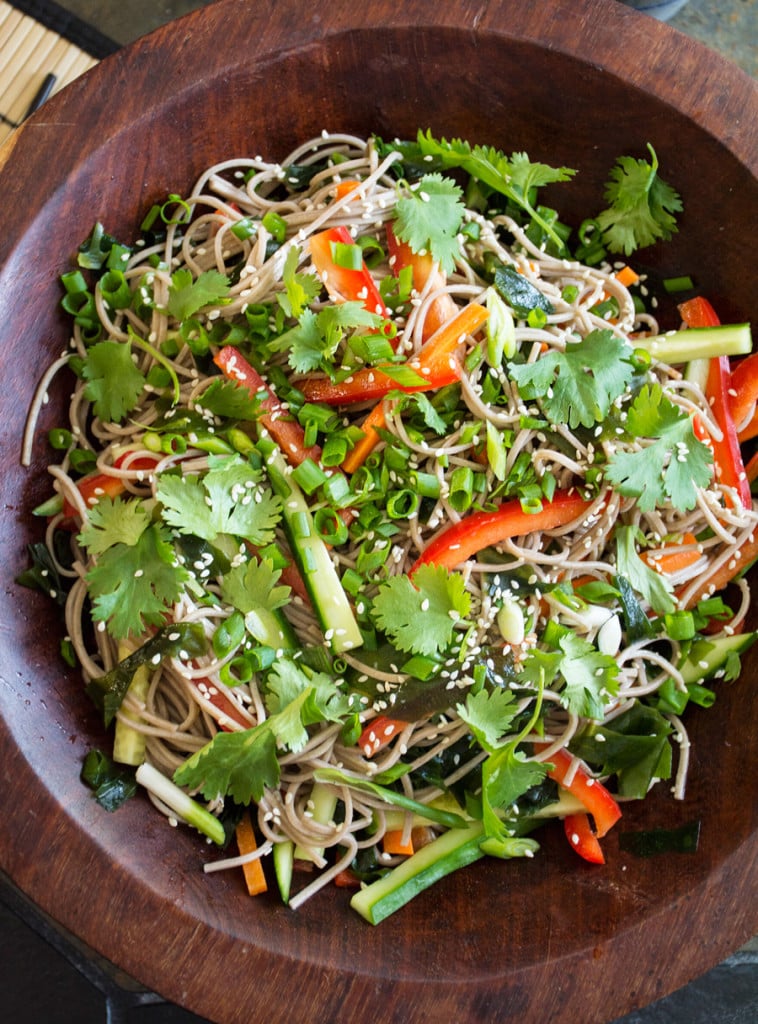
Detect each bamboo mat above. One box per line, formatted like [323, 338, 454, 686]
[0, 1, 115, 145]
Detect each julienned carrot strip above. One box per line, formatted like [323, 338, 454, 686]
[235, 812, 269, 896]
[341, 404, 387, 474]
[614, 265, 639, 288]
[383, 830, 414, 856]
[333, 180, 361, 201]
[639, 532, 702, 576]
[340, 303, 489, 472]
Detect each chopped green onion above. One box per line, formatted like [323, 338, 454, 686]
[291, 458, 329, 495]
[231, 217, 257, 241]
[212, 610, 246, 658]
[313, 507, 349, 546]
[448, 466, 476, 512]
[358, 235, 385, 268]
[68, 448, 97, 474]
[520, 494, 544, 514]
[160, 193, 191, 226]
[410, 471, 441, 499]
[48, 427, 73, 450]
[330, 240, 363, 270]
[244, 303, 272, 338]
[321, 472, 353, 508]
[262, 210, 287, 243]
[386, 489, 421, 519]
[663, 275, 695, 294]
[663, 610, 696, 641]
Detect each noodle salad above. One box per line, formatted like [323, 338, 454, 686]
[21, 130, 758, 923]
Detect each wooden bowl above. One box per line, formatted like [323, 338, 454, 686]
[0, 2, 756, 1021]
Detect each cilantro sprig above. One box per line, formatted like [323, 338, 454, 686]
[408, 130, 576, 252]
[393, 172, 465, 274]
[605, 384, 712, 512]
[595, 144, 683, 255]
[371, 564, 472, 657]
[507, 328, 635, 429]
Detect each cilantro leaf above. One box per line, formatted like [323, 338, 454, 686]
[393, 173, 464, 274]
[508, 151, 578, 195]
[219, 558, 290, 616]
[82, 339, 146, 422]
[166, 268, 230, 320]
[156, 455, 281, 545]
[265, 660, 351, 727]
[595, 144, 683, 255]
[219, 557, 293, 647]
[277, 245, 321, 318]
[372, 564, 471, 656]
[615, 524, 676, 616]
[86, 523, 189, 638]
[78, 496, 151, 555]
[508, 329, 635, 429]
[174, 722, 280, 804]
[273, 302, 383, 374]
[195, 378, 262, 422]
[483, 743, 548, 817]
[605, 384, 712, 511]
[456, 687, 520, 752]
[173, 667, 350, 797]
[556, 632, 619, 720]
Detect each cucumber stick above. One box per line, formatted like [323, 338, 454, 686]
[678, 631, 756, 685]
[113, 640, 149, 766]
[258, 434, 363, 654]
[350, 820, 486, 925]
[635, 323, 752, 365]
[294, 781, 338, 864]
[273, 840, 294, 904]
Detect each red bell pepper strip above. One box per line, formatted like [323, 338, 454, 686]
[190, 677, 254, 731]
[729, 352, 758, 441]
[386, 220, 458, 339]
[357, 715, 410, 757]
[309, 225, 390, 321]
[62, 451, 160, 519]
[563, 812, 606, 865]
[536, 745, 622, 838]
[678, 298, 751, 509]
[409, 491, 593, 577]
[678, 295, 720, 329]
[214, 346, 322, 468]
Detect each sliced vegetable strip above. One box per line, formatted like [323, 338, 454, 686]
[386, 220, 458, 338]
[214, 345, 321, 467]
[536, 745, 622, 838]
[729, 352, 758, 441]
[677, 299, 751, 510]
[309, 225, 390, 319]
[563, 812, 606, 864]
[410, 491, 593, 575]
[302, 301, 488, 406]
[235, 811, 269, 895]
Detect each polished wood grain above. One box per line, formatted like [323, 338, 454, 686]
[0, 2, 756, 1022]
